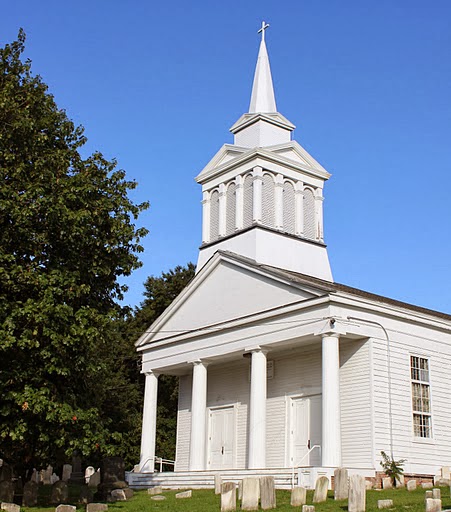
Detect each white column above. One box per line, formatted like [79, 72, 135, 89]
[275, 174, 284, 229]
[139, 371, 159, 472]
[321, 333, 342, 467]
[315, 189, 324, 242]
[218, 183, 227, 237]
[235, 176, 244, 230]
[295, 182, 304, 235]
[248, 348, 267, 469]
[189, 360, 208, 470]
[252, 166, 263, 224]
[201, 190, 210, 243]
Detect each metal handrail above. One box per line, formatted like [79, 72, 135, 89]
[291, 445, 321, 488]
[135, 456, 176, 473]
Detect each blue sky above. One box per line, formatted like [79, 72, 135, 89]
[2, 1, 451, 313]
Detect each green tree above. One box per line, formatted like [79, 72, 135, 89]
[0, 30, 148, 477]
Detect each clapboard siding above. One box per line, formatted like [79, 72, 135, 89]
[372, 330, 451, 475]
[340, 340, 373, 468]
[175, 374, 192, 471]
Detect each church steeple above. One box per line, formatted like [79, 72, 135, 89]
[249, 22, 277, 114]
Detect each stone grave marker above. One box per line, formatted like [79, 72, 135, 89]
[365, 481, 373, 491]
[88, 471, 101, 489]
[70, 453, 83, 483]
[302, 506, 315, 512]
[349, 475, 366, 512]
[123, 488, 134, 499]
[148, 486, 163, 495]
[87, 504, 108, 512]
[422, 483, 433, 489]
[101, 457, 125, 484]
[42, 465, 53, 485]
[0, 481, 14, 503]
[313, 476, 329, 503]
[215, 474, 223, 494]
[221, 482, 236, 512]
[110, 489, 126, 501]
[23, 480, 39, 507]
[51, 473, 60, 485]
[291, 487, 307, 507]
[55, 506, 76, 512]
[378, 500, 393, 509]
[395, 475, 405, 488]
[382, 478, 393, 490]
[442, 467, 451, 480]
[425, 498, 441, 512]
[425, 491, 433, 500]
[62, 464, 72, 482]
[407, 480, 417, 491]
[85, 466, 95, 484]
[238, 480, 242, 501]
[51, 481, 69, 504]
[432, 489, 441, 500]
[241, 477, 260, 511]
[151, 495, 166, 501]
[176, 490, 192, 498]
[334, 468, 349, 500]
[260, 476, 276, 510]
[1, 503, 20, 512]
[0, 464, 12, 483]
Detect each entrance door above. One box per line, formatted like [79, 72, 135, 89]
[290, 395, 322, 466]
[208, 407, 235, 469]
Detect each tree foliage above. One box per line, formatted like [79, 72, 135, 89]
[0, 30, 148, 476]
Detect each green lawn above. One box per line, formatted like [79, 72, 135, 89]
[21, 485, 451, 512]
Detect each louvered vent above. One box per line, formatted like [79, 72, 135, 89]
[303, 188, 316, 239]
[226, 182, 236, 236]
[210, 190, 219, 241]
[262, 173, 275, 228]
[243, 174, 253, 228]
[283, 181, 295, 234]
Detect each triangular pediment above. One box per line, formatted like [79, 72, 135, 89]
[136, 252, 329, 349]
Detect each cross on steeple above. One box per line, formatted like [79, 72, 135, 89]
[258, 21, 270, 41]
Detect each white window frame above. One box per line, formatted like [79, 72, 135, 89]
[410, 354, 433, 440]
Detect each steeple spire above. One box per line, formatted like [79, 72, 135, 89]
[249, 21, 277, 114]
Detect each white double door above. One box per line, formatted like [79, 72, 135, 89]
[290, 395, 322, 466]
[208, 406, 235, 469]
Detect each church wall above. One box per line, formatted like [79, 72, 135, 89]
[175, 374, 192, 471]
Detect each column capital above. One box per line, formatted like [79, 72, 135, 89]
[244, 346, 268, 356]
[141, 369, 160, 378]
[321, 332, 340, 339]
[188, 359, 210, 368]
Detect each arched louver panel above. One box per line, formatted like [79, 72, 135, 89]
[243, 174, 253, 228]
[262, 173, 275, 228]
[226, 182, 236, 236]
[283, 181, 295, 234]
[303, 188, 316, 240]
[210, 189, 220, 241]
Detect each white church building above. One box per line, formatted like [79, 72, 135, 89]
[128, 25, 451, 489]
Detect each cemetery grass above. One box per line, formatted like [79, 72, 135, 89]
[21, 485, 451, 512]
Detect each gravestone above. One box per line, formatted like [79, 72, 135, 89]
[31, 469, 40, 484]
[51, 473, 60, 485]
[79, 485, 94, 504]
[123, 488, 134, 499]
[88, 471, 101, 489]
[348, 475, 366, 512]
[50, 481, 69, 504]
[0, 481, 14, 503]
[215, 474, 223, 494]
[365, 481, 373, 491]
[241, 477, 259, 511]
[260, 476, 276, 510]
[85, 466, 95, 484]
[1, 503, 20, 512]
[151, 495, 166, 501]
[378, 500, 393, 509]
[23, 481, 39, 507]
[425, 491, 433, 500]
[395, 475, 405, 488]
[442, 467, 450, 480]
[55, 506, 76, 512]
[238, 480, 242, 501]
[302, 506, 315, 512]
[176, 490, 192, 498]
[407, 480, 417, 491]
[221, 482, 236, 512]
[62, 464, 72, 482]
[101, 457, 125, 484]
[0, 464, 12, 482]
[425, 498, 441, 512]
[382, 478, 393, 490]
[334, 468, 349, 500]
[87, 505, 108, 512]
[313, 476, 328, 503]
[148, 486, 163, 495]
[291, 487, 307, 507]
[70, 452, 83, 483]
[422, 483, 433, 489]
[432, 489, 441, 500]
[110, 489, 126, 501]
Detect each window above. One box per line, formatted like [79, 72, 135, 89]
[410, 356, 432, 438]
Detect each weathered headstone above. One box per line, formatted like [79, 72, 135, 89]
[79, 485, 94, 504]
[0, 481, 14, 503]
[123, 488, 134, 500]
[435, 478, 450, 487]
[291, 487, 307, 507]
[55, 506, 76, 512]
[23, 480, 39, 507]
[382, 478, 393, 490]
[1, 503, 20, 512]
[87, 504, 108, 512]
[313, 476, 329, 503]
[442, 467, 450, 480]
[176, 490, 192, 498]
[378, 500, 393, 509]
[31, 469, 40, 484]
[110, 489, 126, 501]
[221, 482, 236, 512]
[425, 491, 433, 501]
[334, 468, 349, 500]
[238, 480, 243, 501]
[85, 466, 95, 484]
[62, 464, 72, 482]
[50, 481, 69, 504]
[395, 475, 405, 488]
[425, 498, 441, 512]
[241, 477, 259, 511]
[365, 481, 373, 491]
[422, 483, 433, 489]
[407, 480, 417, 491]
[42, 465, 53, 485]
[88, 471, 101, 489]
[148, 486, 163, 495]
[0, 464, 12, 482]
[100, 457, 125, 484]
[432, 489, 441, 500]
[302, 506, 315, 512]
[260, 476, 276, 510]
[349, 475, 366, 512]
[215, 474, 223, 494]
[51, 473, 60, 485]
[151, 495, 166, 501]
[70, 452, 83, 483]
